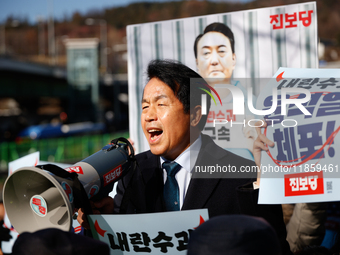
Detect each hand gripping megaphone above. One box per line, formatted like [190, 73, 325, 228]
[3, 137, 135, 234]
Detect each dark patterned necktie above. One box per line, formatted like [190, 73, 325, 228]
[163, 161, 181, 211]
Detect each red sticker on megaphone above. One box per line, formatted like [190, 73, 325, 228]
[88, 185, 99, 199]
[61, 181, 74, 203]
[65, 166, 84, 174]
[32, 197, 41, 206]
[103, 165, 122, 186]
[39, 206, 46, 215]
[30, 195, 47, 217]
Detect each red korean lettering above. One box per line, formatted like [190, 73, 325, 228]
[216, 110, 225, 120]
[206, 111, 215, 123]
[270, 14, 283, 29]
[285, 12, 298, 28]
[284, 172, 324, 196]
[299, 10, 313, 27]
[226, 109, 235, 121]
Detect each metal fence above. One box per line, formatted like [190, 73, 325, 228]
[0, 131, 129, 172]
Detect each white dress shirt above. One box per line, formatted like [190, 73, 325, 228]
[160, 134, 202, 209]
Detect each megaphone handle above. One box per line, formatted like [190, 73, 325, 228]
[111, 137, 135, 157]
[36, 164, 77, 179]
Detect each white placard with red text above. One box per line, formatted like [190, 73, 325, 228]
[257, 67, 340, 204]
[88, 209, 209, 255]
[127, 2, 318, 154]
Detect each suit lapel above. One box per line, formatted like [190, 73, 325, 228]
[182, 177, 221, 210]
[136, 152, 165, 212]
[137, 151, 162, 185]
[182, 134, 228, 210]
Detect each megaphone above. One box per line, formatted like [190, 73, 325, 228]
[3, 137, 135, 234]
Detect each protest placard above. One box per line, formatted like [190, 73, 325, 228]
[89, 209, 209, 255]
[257, 67, 340, 204]
[127, 2, 318, 154]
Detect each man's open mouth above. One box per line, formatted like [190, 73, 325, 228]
[148, 129, 163, 142]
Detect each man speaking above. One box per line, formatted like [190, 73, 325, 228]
[78, 59, 291, 254]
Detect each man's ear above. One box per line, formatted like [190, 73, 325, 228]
[196, 59, 200, 72]
[232, 53, 236, 70]
[190, 105, 202, 127]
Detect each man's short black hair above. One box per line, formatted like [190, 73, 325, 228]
[147, 59, 211, 131]
[194, 22, 235, 58]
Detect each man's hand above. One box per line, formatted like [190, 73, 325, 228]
[253, 121, 275, 186]
[77, 196, 114, 229]
[77, 207, 90, 229]
[92, 196, 115, 214]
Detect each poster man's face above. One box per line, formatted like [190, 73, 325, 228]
[196, 32, 236, 83]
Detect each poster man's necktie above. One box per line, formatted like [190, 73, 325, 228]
[163, 161, 181, 211]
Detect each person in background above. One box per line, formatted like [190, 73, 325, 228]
[253, 121, 327, 253]
[11, 228, 109, 255]
[187, 215, 282, 255]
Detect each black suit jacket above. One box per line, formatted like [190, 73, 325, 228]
[114, 134, 291, 254]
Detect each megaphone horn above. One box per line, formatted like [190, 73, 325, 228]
[3, 137, 135, 234]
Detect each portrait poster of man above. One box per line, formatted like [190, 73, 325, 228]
[126, 2, 318, 155]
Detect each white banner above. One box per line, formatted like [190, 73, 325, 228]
[88, 209, 209, 255]
[127, 2, 318, 154]
[257, 67, 340, 204]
